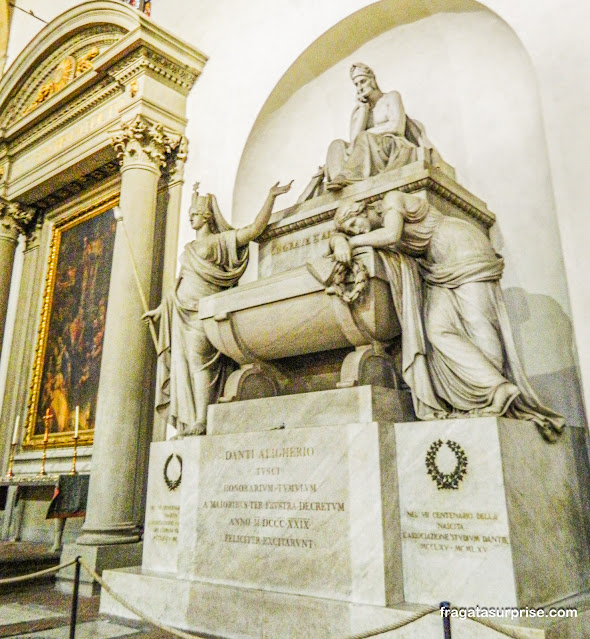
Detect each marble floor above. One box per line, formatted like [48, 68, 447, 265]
[0, 542, 183, 639]
[0, 592, 173, 639]
[7, 620, 140, 638]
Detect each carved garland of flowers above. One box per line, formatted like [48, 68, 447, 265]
[425, 439, 468, 490]
[329, 257, 369, 304]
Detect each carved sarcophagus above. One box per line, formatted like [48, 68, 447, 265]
[199, 248, 399, 362]
[199, 162, 494, 401]
[199, 247, 401, 398]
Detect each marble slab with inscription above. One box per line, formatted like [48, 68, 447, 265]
[395, 417, 590, 608]
[177, 422, 402, 606]
[142, 439, 201, 574]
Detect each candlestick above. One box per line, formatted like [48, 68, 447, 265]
[38, 409, 52, 476]
[74, 405, 79, 439]
[5, 443, 16, 478]
[11, 415, 20, 446]
[70, 430, 79, 475]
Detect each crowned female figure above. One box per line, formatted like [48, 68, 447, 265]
[144, 181, 291, 436]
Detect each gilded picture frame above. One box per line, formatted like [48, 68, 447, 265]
[24, 197, 118, 449]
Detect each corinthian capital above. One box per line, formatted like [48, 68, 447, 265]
[111, 115, 183, 171]
[164, 135, 189, 179]
[0, 200, 37, 240]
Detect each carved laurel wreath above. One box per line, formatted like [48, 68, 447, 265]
[163, 453, 183, 491]
[330, 258, 369, 304]
[425, 439, 468, 490]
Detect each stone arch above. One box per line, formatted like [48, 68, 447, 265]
[0, 1, 148, 128]
[232, 0, 586, 427]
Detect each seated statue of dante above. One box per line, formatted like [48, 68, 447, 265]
[329, 192, 565, 441]
[299, 63, 441, 201]
[144, 181, 291, 437]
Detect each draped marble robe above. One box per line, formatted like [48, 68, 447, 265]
[154, 201, 248, 435]
[374, 194, 564, 441]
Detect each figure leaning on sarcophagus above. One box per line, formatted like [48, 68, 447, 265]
[299, 63, 443, 201]
[143, 181, 292, 437]
[326, 192, 564, 441]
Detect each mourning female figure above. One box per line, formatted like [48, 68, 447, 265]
[144, 181, 292, 436]
[331, 192, 564, 441]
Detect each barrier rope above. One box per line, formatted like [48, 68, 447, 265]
[0, 557, 77, 585]
[0, 558, 559, 639]
[81, 557, 440, 639]
[79, 559, 205, 639]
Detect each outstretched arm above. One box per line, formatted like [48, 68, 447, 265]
[236, 181, 293, 247]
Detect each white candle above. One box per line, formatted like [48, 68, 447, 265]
[74, 406, 79, 439]
[11, 415, 20, 446]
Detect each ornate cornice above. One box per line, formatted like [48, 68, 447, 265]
[109, 46, 199, 91]
[34, 160, 120, 211]
[398, 177, 495, 229]
[259, 176, 495, 243]
[112, 115, 183, 171]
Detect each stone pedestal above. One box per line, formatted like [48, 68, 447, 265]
[100, 390, 590, 637]
[396, 418, 590, 608]
[257, 160, 495, 279]
[143, 387, 413, 606]
[56, 542, 143, 597]
[100, 569, 590, 638]
[180, 422, 401, 606]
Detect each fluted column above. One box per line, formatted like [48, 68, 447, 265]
[151, 137, 188, 444]
[0, 201, 35, 356]
[0, 211, 39, 479]
[161, 137, 188, 296]
[77, 115, 182, 545]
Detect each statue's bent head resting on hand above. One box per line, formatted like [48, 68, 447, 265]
[334, 200, 370, 236]
[350, 63, 379, 103]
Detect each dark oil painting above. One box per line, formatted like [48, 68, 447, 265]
[33, 208, 117, 439]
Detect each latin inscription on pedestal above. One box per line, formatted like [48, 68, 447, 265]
[396, 418, 518, 607]
[142, 440, 190, 574]
[184, 423, 400, 605]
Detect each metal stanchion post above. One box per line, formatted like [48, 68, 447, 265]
[440, 601, 451, 639]
[69, 556, 81, 639]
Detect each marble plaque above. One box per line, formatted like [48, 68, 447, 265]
[396, 418, 518, 608]
[178, 423, 402, 606]
[258, 220, 333, 277]
[142, 439, 201, 574]
[395, 417, 590, 608]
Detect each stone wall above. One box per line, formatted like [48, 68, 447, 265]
[4, 0, 590, 426]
